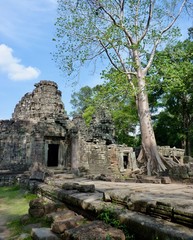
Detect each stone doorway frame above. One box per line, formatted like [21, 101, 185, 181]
[47, 144, 59, 167]
[44, 137, 66, 168]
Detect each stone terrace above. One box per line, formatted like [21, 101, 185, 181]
[33, 174, 193, 240]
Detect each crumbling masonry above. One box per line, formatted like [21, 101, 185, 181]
[0, 80, 137, 176]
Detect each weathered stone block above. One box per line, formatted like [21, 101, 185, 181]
[136, 176, 161, 184]
[46, 209, 77, 222]
[51, 215, 84, 234]
[76, 184, 95, 193]
[62, 220, 125, 240]
[30, 171, 45, 182]
[103, 192, 112, 202]
[62, 182, 79, 190]
[31, 228, 60, 240]
[29, 198, 45, 209]
[29, 198, 47, 217]
[161, 176, 172, 184]
[61, 183, 95, 193]
[20, 214, 30, 225]
[29, 208, 45, 218]
[44, 202, 57, 214]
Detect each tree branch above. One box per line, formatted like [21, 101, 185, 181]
[138, 0, 155, 43]
[143, 39, 160, 75]
[98, 1, 134, 47]
[143, 0, 187, 74]
[161, 0, 187, 35]
[98, 39, 136, 78]
[98, 39, 122, 72]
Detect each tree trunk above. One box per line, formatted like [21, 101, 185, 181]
[136, 72, 167, 176]
[185, 129, 191, 156]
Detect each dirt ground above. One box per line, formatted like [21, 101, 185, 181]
[0, 199, 11, 239]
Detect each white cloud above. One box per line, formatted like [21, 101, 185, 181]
[0, 44, 40, 81]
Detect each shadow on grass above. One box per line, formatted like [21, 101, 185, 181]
[0, 185, 37, 239]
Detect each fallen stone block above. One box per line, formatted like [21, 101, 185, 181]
[136, 176, 161, 184]
[62, 220, 125, 240]
[62, 182, 79, 190]
[30, 171, 45, 182]
[44, 202, 57, 214]
[51, 215, 84, 234]
[76, 184, 95, 193]
[46, 209, 78, 222]
[62, 182, 95, 193]
[31, 228, 61, 240]
[29, 208, 45, 218]
[29, 198, 45, 209]
[161, 176, 172, 184]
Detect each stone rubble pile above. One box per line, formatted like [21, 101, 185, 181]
[28, 197, 125, 240]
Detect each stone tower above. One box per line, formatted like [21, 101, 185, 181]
[0, 80, 71, 171]
[12, 80, 66, 122]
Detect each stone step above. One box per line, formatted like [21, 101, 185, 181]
[31, 205, 125, 240]
[46, 209, 78, 223]
[62, 220, 125, 240]
[47, 168, 71, 175]
[51, 215, 85, 234]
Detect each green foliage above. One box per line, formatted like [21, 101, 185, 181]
[0, 185, 37, 239]
[8, 215, 51, 240]
[82, 105, 96, 125]
[153, 39, 193, 154]
[53, 0, 185, 78]
[98, 207, 135, 240]
[23, 192, 38, 201]
[153, 111, 183, 148]
[70, 86, 94, 115]
[70, 69, 139, 146]
[0, 185, 36, 212]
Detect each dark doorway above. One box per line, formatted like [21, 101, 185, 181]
[47, 144, 59, 167]
[123, 155, 129, 169]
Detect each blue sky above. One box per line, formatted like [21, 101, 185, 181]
[0, 0, 104, 120]
[0, 0, 192, 120]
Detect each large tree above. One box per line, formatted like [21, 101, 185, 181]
[53, 0, 191, 175]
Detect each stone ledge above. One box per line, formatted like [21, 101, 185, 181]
[36, 180, 193, 240]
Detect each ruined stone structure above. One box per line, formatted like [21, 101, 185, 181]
[0, 80, 136, 176]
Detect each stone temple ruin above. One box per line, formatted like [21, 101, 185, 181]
[2, 83, 193, 240]
[0, 80, 138, 177]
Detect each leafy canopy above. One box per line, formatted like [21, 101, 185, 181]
[153, 38, 193, 151]
[53, 0, 188, 79]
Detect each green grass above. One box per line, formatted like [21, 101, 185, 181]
[98, 207, 135, 240]
[0, 185, 37, 239]
[0, 185, 36, 216]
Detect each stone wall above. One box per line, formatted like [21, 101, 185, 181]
[72, 109, 137, 176]
[0, 120, 32, 170]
